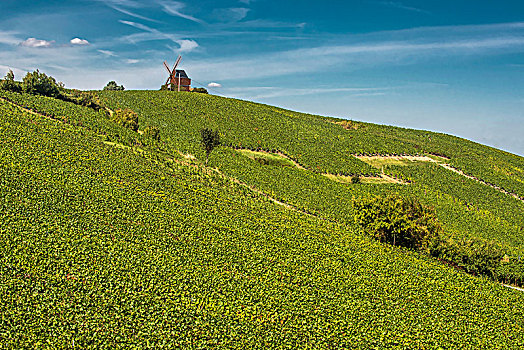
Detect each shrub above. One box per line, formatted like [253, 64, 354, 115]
[354, 194, 440, 249]
[201, 128, 220, 164]
[351, 175, 361, 184]
[104, 81, 125, 91]
[0, 70, 22, 93]
[143, 126, 160, 141]
[113, 108, 138, 131]
[22, 70, 60, 97]
[192, 87, 208, 94]
[429, 235, 505, 278]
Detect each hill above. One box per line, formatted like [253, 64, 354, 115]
[0, 88, 523, 348]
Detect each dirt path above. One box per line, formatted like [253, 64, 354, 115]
[503, 284, 524, 292]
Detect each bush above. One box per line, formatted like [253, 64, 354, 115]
[143, 126, 160, 141]
[22, 70, 60, 97]
[0, 70, 22, 93]
[113, 108, 138, 131]
[351, 175, 361, 184]
[192, 87, 208, 94]
[429, 235, 505, 278]
[354, 194, 440, 249]
[104, 81, 125, 91]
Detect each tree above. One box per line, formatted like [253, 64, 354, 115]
[353, 194, 440, 249]
[103, 81, 125, 91]
[200, 128, 220, 165]
[0, 70, 21, 93]
[22, 70, 60, 97]
[113, 108, 139, 131]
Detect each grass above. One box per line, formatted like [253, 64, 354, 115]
[237, 149, 298, 168]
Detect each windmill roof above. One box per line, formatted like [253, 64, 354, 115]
[175, 70, 189, 78]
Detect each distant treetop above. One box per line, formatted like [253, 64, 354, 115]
[103, 81, 125, 91]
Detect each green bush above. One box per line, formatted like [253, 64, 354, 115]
[113, 108, 139, 131]
[354, 194, 440, 249]
[22, 70, 60, 97]
[192, 87, 208, 94]
[351, 175, 361, 184]
[0, 70, 22, 93]
[143, 126, 160, 141]
[429, 235, 505, 278]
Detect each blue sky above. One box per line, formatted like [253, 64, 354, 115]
[1, 1, 524, 155]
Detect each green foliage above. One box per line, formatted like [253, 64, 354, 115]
[0, 69, 22, 93]
[192, 87, 208, 94]
[354, 194, 440, 249]
[113, 108, 139, 131]
[159, 83, 169, 91]
[143, 125, 160, 141]
[1, 98, 524, 348]
[201, 127, 220, 164]
[351, 175, 361, 184]
[22, 70, 60, 97]
[103, 80, 125, 91]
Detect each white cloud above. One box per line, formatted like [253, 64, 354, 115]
[126, 59, 140, 64]
[208, 82, 222, 88]
[176, 39, 198, 52]
[159, 1, 204, 24]
[98, 49, 117, 56]
[20, 37, 54, 48]
[70, 38, 90, 45]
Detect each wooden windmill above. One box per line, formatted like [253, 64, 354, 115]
[163, 55, 191, 92]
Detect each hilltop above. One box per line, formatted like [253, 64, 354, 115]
[1, 86, 523, 348]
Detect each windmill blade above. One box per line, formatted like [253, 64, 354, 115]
[163, 61, 172, 74]
[173, 55, 182, 71]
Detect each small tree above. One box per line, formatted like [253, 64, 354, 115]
[200, 128, 220, 164]
[22, 70, 60, 97]
[353, 194, 440, 249]
[0, 70, 21, 93]
[103, 81, 125, 91]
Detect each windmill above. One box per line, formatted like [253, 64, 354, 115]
[163, 55, 191, 92]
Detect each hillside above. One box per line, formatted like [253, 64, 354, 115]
[1, 89, 524, 348]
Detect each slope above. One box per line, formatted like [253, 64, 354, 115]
[1, 92, 524, 347]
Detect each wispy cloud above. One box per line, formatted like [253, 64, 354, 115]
[224, 86, 393, 99]
[19, 37, 55, 48]
[0, 31, 21, 45]
[374, 1, 430, 14]
[98, 49, 117, 56]
[111, 5, 160, 22]
[119, 20, 199, 52]
[212, 7, 250, 22]
[159, 1, 204, 24]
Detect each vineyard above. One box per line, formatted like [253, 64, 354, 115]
[1, 88, 524, 347]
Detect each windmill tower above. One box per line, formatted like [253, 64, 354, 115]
[163, 55, 191, 92]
